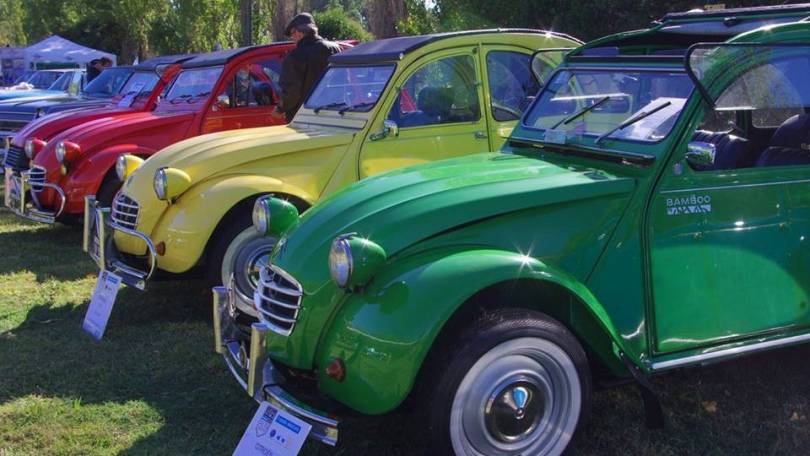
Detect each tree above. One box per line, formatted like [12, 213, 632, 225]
[315, 7, 372, 41]
[366, 0, 407, 38]
[0, 0, 27, 46]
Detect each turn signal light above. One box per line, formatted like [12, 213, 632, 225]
[155, 241, 166, 256]
[325, 358, 346, 382]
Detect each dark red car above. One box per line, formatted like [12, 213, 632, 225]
[3, 55, 194, 173]
[5, 43, 296, 223]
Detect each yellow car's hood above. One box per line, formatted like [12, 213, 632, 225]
[122, 123, 355, 200]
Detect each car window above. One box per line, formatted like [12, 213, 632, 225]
[83, 68, 134, 97]
[486, 51, 539, 121]
[213, 58, 280, 110]
[387, 55, 480, 128]
[165, 67, 223, 103]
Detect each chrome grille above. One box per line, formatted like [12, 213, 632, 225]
[4, 144, 26, 170]
[28, 166, 46, 192]
[255, 265, 303, 336]
[111, 192, 140, 230]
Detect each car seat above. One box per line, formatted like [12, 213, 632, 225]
[756, 114, 810, 167]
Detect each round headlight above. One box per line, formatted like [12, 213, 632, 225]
[252, 198, 269, 235]
[24, 139, 34, 158]
[115, 155, 127, 181]
[329, 236, 353, 288]
[154, 168, 168, 200]
[55, 141, 66, 163]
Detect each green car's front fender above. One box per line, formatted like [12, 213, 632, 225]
[314, 247, 628, 415]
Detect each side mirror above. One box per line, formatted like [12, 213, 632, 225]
[686, 141, 716, 167]
[370, 119, 399, 141]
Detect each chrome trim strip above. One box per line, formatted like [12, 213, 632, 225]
[257, 311, 296, 324]
[659, 178, 810, 194]
[651, 331, 810, 371]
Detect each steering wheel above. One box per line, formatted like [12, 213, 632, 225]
[491, 101, 522, 121]
[728, 120, 747, 138]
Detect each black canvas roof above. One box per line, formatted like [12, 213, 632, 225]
[659, 3, 810, 22]
[571, 3, 810, 59]
[330, 29, 579, 65]
[134, 54, 197, 70]
[182, 42, 292, 69]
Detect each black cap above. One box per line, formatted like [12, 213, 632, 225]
[285, 12, 315, 36]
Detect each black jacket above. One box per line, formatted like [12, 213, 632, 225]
[279, 34, 342, 121]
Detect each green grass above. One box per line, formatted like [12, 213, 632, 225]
[1, 191, 810, 455]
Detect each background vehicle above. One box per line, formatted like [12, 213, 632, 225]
[6, 43, 298, 226]
[0, 69, 84, 100]
[89, 30, 578, 308]
[2, 55, 194, 172]
[213, 6, 810, 454]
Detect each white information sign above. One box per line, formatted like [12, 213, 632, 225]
[233, 402, 312, 456]
[544, 128, 567, 145]
[82, 270, 122, 340]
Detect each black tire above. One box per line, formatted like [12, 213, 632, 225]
[206, 208, 253, 288]
[422, 308, 591, 456]
[96, 172, 122, 207]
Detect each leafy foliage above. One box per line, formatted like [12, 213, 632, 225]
[315, 7, 373, 41]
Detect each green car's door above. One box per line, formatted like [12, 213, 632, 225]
[648, 44, 810, 353]
[358, 47, 490, 178]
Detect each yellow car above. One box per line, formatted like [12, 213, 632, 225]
[84, 29, 580, 314]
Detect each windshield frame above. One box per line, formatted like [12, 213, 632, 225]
[521, 65, 696, 147]
[303, 63, 397, 114]
[685, 42, 810, 110]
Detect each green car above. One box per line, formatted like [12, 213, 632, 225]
[215, 5, 810, 454]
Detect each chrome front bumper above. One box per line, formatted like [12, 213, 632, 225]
[3, 167, 65, 224]
[212, 286, 339, 446]
[82, 195, 157, 290]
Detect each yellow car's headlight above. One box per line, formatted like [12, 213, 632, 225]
[116, 154, 144, 181]
[153, 167, 192, 201]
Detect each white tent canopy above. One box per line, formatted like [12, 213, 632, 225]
[25, 35, 116, 67]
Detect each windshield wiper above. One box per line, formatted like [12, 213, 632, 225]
[313, 102, 348, 114]
[594, 100, 673, 145]
[338, 102, 375, 115]
[550, 95, 611, 130]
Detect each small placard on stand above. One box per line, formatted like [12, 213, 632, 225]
[82, 270, 122, 340]
[233, 402, 312, 456]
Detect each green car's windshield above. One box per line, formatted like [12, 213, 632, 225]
[304, 65, 395, 113]
[523, 69, 693, 144]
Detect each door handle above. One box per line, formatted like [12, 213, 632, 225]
[475, 131, 488, 140]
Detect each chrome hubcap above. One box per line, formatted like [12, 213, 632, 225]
[244, 248, 272, 290]
[485, 380, 544, 443]
[450, 337, 581, 456]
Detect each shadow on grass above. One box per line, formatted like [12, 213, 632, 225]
[0, 212, 94, 283]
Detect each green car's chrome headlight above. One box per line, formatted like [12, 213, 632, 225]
[252, 196, 299, 236]
[154, 167, 191, 201]
[329, 234, 386, 289]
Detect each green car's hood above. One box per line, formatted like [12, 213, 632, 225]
[274, 152, 636, 292]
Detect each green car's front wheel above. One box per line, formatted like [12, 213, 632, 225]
[426, 309, 591, 455]
[208, 212, 276, 316]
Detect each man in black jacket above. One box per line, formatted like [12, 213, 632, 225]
[273, 13, 342, 122]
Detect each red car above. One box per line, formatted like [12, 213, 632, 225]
[5, 43, 296, 224]
[3, 55, 194, 174]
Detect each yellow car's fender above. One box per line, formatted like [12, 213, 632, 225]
[151, 174, 316, 273]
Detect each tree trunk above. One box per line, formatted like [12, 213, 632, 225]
[272, 0, 297, 41]
[241, 0, 253, 46]
[367, 0, 407, 38]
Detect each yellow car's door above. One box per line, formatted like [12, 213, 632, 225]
[358, 47, 489, 178]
